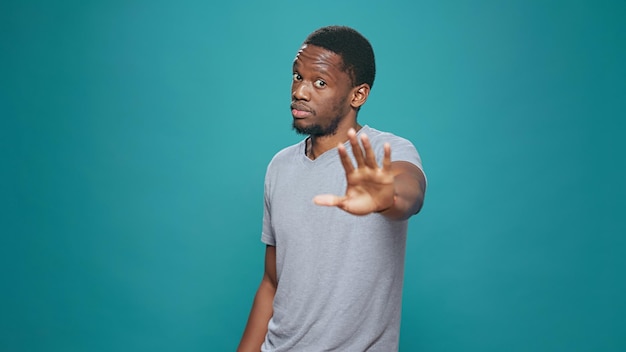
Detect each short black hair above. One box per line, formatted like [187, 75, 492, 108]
[303, 25, 376, 89]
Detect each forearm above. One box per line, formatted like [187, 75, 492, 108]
[379, 162, 426, 220]
[237, 278, 276, 352]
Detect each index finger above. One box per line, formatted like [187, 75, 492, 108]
[337, 143, 355, 174]
[382, 142, 392, 172]
[347, 128, 366, 167]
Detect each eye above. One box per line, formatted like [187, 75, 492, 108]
[314, 79, 326, 88]
[293, 73, 302, 81]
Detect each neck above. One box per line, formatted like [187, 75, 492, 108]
[306, 123, 362, 160]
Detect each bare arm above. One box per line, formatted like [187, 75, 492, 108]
[313, 128, 425, 220]
[378, 160, 426, 220]
[237, 245, 277, 352]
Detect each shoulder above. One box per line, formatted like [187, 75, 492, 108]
[362, 126, 418, 154]
[267, 140, 305, 170]
[363, 125, 425, 173]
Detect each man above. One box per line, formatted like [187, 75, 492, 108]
[238, 26, 426, 351]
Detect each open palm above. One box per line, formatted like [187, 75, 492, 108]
[313, 128, 395, 215]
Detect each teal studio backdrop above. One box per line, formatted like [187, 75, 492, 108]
[1, 0, 625, 351]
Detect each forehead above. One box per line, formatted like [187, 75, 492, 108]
[293, 44, 345, 74]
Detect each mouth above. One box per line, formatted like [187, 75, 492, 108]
[291, 103, 313, 118]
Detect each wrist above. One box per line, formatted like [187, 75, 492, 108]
[376, 195, 396, 213]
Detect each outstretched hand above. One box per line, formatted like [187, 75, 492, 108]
[313, 128, 396, 215]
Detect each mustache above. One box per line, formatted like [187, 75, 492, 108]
[291, 102, 315, 114]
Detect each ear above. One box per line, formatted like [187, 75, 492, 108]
[350, 84, 370, 109]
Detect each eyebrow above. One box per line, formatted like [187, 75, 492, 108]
[292, 62, 332, 78]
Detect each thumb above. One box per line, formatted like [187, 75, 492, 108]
[313, 194, 344, 207]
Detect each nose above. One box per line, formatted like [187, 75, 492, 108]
[292, 81, 310, 101]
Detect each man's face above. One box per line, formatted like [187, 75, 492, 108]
[291, 44, 355, 136]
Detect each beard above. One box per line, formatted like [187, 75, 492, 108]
[292, 113, 344, 137]
[291, 96, 349, 137]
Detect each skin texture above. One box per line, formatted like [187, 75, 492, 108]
[237, 246, 276, 352]
[237, 44, 426, 352]
[291, 44, 354, 138]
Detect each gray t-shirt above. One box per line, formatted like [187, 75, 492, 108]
[261, 126, 425, 351]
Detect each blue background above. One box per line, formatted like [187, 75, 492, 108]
[1, 0, 625, 351]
